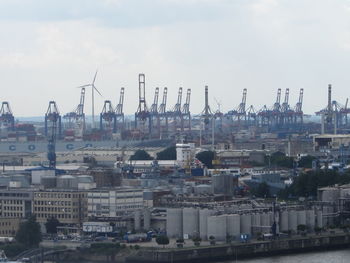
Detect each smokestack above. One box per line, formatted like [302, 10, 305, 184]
[328, 84, 332, 113]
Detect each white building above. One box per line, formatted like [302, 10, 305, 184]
[176, 143, 195, 167]
[87, 188, 144, 218]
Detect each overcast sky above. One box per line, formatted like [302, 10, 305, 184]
[1, 0, 350, 117]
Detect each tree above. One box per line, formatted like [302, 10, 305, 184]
[156, 235, 169, 248]
[16, 215, 42, 247]
[266, 151, 294, 168]
[298, 155, 316, 168]
[192, 236, 201, 247]
[196, 151, 215, 168]
[209, 235, 216, 245]
[157, 146, 176, 160]
[130, 149, 153, 161]
[252, 182, 270, 198]
[45, 217, 60, 234]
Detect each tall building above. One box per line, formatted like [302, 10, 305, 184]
[0, 189, 34, 218]
[87, 188, 144, 219]
[33, 189, 87, 226]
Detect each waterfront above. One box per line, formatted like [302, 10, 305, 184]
[223, 249, 350, 263]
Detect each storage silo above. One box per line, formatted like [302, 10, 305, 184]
[226, 214, 240, 239]
[306, 210, 315, 231]
[166, 208, 183, 238]
[143, 208, 151, 230]
[252, 213, 261, 235]
[280, 211, 289, 232]
[134, 210, 141, 230]
[288, 210, 297, 232]
[208, 215, 227, 241]
[297, 210, 306, 226]
[240, 214, 252, 235]
[57, 175, 78, 189]
[41, 176, 57, 188]
[199, 209, 213, 240]
[261, 213, 270, 233]
[183, 208, 199, 238]
[316, 210, 323, 228]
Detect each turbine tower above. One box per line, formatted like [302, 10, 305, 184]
[78, 70, 102, 129]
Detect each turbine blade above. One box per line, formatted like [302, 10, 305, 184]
[93, 85, 102, 96]
[77, 84, 91, 88]
[92, 70, 98, 85]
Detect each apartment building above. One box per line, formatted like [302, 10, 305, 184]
[87, 188, 144, 218]
[0, 217, 22, 237]
[33, 190, 87, 225]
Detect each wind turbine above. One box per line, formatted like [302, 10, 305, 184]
[78, 70, 102, 129]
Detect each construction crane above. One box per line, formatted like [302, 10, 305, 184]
[135, 74, 151, 135]
[115, 87, 125, 132]
[182, 88, 191, 131]
[0, 102, 15, 130]
[100, 100, 116, 133]
[158, 87, 168, 138]
[45, 101, 61, 168]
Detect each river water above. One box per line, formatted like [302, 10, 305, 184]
[217, 249, 350, 263]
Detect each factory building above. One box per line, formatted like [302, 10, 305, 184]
[87, 188, 144, 219]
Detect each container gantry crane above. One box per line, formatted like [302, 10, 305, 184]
[100, 100, 116, 133]
[0, 102, 15, 130]
[158, 87, 168, 138]
[45, 101, 61, 169]
[115, 87, 125, 132]
[150, 87, 160, 137]
[182, 88, 191, 131]
[171, 87, 183, 132]
[135, 73, 151, 135]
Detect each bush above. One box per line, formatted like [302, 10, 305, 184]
[156, 235, 169, 248]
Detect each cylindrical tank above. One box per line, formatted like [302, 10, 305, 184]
[280, 211, 288, 232]
[306, 210, 315, 231]
[57, 175, 78, 189]
[288, 210, 297, 232]
[316, 210, 323, 228]
[208, 215, 227, 241]
[134, 210, 141, 230]
[166, 208, 183, 238]
[252, 213, 261, 235]
[183, 208, 199, 238]
[261, 213, 270, 233]
[199, 209, 213, 240]
[297, 210, 306, 226]
[226, 214, 240, 238]
[240, 214, 252, 235]
[77, 175, 94, 183]
[41, 176, 57, 188]
[143, 208, 151, 230]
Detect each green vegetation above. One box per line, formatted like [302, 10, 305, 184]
[298, 155, 316, 168]
[279, 170, 350, 199]
[130, 149, 153, 160]
[266, 151, 294, 168]
[0, 243, 26, 258]
[15, 215, 42, 248]
[89, 243, 123, 261]
[192, 236, 202, 247]
[156, 235, 169, 248]
[157, 146, 176, 160]
[251, 182, 271, 198]
[45, 217, 60, 234]
[196, 151, 215, 168]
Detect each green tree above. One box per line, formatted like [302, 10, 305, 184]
[45, 217, 60, 234]
[252, 182, 270, 198]
[16, 215, 42, 247]
[130, 149, 153, 160]
[196, 151, 215, 168]
[298, 155, 316, 168]
[157, 146, 176, 160]
[155, 235, 169, 248]
[266, 151, 294, 168]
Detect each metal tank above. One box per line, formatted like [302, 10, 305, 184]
[306, 210, 315, 231]
[240, 214, 252, 235]
[288, 210, 297, 233]
[316, 210, 323, 228]
[261, 213, 270, 233]
[226, 214, 240, 239]
[143, 208, 151, 230]
[41, 176, 57, 188]
[166, 208, 183, 238]
[297, 210, 306, 226]
[77, 175, 94, 183]
[134, 210, 141, 231]
[199, 209, 213, 240]
[280, 211, 289, 232]
[207, 215, 227, 241]
[57, 175, 78, 189]
[183, 207, 199, 238]
[252, 213, 261, 235]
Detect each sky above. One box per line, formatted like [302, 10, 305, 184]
[1, 0, 350, 117]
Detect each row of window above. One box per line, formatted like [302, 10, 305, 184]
[1, 206, 23, 211]
[35, 193, 85, 199]
[34, 201, 72, 206]
[1, 200, 23, 205]
[1, 212, 22, 217]
[0, 193, 30, 198]
[36, 213, 81, 219]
